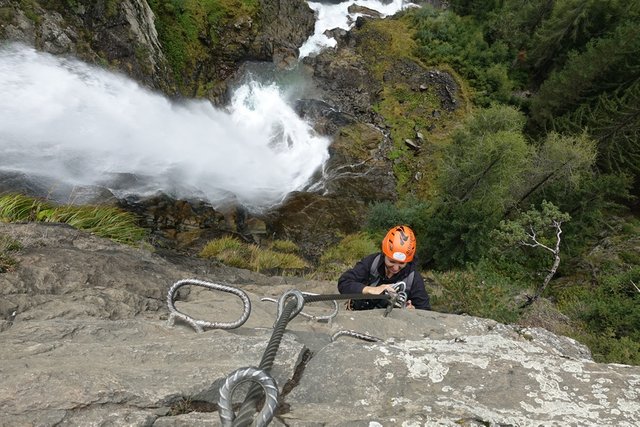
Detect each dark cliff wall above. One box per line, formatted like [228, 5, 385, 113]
[0, 0, 314, 98]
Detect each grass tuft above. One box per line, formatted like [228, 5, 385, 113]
[0, 233, 21, 273]
[200, 236, 308, 274]
[0, 194, 147, 245]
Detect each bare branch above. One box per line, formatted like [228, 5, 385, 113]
[520, 220, 563, 309]
[632, 280, 640, 294]
[520, 223, 557, 253]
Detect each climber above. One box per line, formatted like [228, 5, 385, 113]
[337, 225, 431, 310]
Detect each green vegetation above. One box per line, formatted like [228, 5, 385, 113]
[5, 0, 638, 366]
[148, 0, 260, 92]
[0, 234, 21, 273]
[199, 236, 308, 274]
[352, 16, 468, 198]
[359, 2, 640, 364]
[269, 239, 301, 254]
[314, 232, 379, 280]
[18, 0, 40, 23]
[0, 194, 147, 245]
[429, 260, 520, 324]
[412, 6, 514, 106]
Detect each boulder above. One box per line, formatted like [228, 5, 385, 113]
[1, 222, 639, 426]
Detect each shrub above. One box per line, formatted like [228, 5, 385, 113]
[45, 206, 148, 244]
[411, 6, 515, 106]
[0, 193, 43, 221]
[269, 239, 300, 254]
[556, 266, 640, 364]
[430, 259, 520, 323]
[249, 245, 308, 273]
[200, 236, 252, 268]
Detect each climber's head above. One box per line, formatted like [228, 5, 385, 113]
[381, 225, 416, 263]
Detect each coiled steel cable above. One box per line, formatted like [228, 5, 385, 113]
[218, 367, 278, 427]
[167, 279, 251, 333]
[275, 289, 305, 323]
[218, 288, 401, 426]
[231, 293, 301, 427]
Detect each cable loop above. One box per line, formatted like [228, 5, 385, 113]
[395, 291, 408, 308]
[275, 289, 305, 323]
[167, 279, 251, 333]
[261, 292, 338, 322]
[218, 367, 278, 427]
[392, 281, 407, 293]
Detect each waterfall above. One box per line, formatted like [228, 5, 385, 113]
[0, 1, 413, 211]
[0, 44, 329, 211]
[299, 0, 414, 58]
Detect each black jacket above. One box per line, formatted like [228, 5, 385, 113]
[337, 253, 431, 310]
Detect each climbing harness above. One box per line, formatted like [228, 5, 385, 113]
[166, 279, 251, 333]
[368, 253, 416, 291]
[166, 278, 407, 426]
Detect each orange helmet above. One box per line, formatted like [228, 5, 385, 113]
[381, 225, 416, 262]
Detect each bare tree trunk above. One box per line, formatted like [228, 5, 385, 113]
[520, 220, 563, 309]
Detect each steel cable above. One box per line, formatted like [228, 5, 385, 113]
[331, 330, 382, 342]
[166, 278, 406, 424]
[218, 367, 278, 427]
[166, 279, 251, 333]
[261, 291, 339, 322]
[231, 294, 301, 427]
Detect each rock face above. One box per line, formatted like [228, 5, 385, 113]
[255, 0, 316, 69]
[0, 0, 315, 94]
[1, 222, 639, 426]
[0, 0, 172, 90]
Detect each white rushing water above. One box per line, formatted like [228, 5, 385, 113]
[299, 0, 415, 58]
[0, 1, 414, 210]
[0, 44, 330, 211]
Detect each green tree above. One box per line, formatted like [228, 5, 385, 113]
[483, 0, 556, 47]
[424, 105, 532, 267]
[509, 132, 597, 211]
[529, 19, 640, 132]
[528, 18, 640, 191]
[548, 81, 640, 183]
[526, 0, 636, 84]
[493, 201, 571, 306]
[411, 6, 513, 105]
[420, 108, 604, 269]
[446, 0, 502, 18]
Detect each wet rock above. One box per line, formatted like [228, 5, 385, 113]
[0, 170, 118, 205]
[294, 99, 357, 135]
[253, 0, 315, 67]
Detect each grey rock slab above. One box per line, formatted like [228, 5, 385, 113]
[285, 323, 640, 426]
[0, 318, 305, 426]
[2, 222, 639, 426]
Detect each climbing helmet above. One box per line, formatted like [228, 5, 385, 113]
[381, 225, 416, 262]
